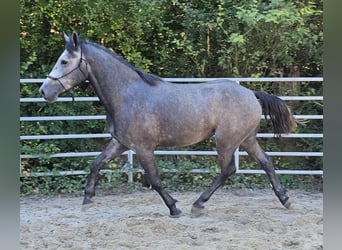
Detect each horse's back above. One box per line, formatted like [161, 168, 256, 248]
[168, 79, 261, 119]
[147, 79, 262, 147]
[153, 79, 262, 123]
[197, 79, 262, 130]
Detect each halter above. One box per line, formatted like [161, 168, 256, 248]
[47, 46, 88, 101]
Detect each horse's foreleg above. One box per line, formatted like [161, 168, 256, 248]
[83, 138, 127, 205]
[241, 137, 291, 208]
[192, 151, 236, 211]
[136, 150, 181, 217]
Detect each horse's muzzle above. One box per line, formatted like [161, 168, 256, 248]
[39, 84, 58, 103]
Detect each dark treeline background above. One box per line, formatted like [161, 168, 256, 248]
[20, 0, 323, 194]
[20, 0, 322, 78]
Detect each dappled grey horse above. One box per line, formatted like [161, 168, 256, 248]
[40, 31, 298, 217]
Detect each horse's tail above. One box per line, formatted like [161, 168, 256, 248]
[253, 90, 304, 137]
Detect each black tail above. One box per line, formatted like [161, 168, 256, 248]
[253, 90, 299, 137]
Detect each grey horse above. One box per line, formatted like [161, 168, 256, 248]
[39, 31, 298, 217]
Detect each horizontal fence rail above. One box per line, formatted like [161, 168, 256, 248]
[20, 133, 323, 141]
[20, 78, 323, 180]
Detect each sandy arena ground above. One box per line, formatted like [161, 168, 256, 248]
[20, 188, 323, 250]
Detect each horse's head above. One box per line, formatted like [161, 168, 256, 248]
[39, 31, 88, 102]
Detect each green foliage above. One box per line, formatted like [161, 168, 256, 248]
[158, 159, 216, 191]
[20, 0, 323, 195]
[20, 0, 322, 77]
[20, 175, 86, 196]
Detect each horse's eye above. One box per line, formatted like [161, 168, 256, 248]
[61, 60, 68, 65]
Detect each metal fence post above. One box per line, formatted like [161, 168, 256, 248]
[234, 148, 240, 172]
[127, 150, 134, 183]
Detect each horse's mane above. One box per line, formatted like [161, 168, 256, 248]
[75, 39, 162, 86]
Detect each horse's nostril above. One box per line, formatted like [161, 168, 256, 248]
[39, 88, 45, 97]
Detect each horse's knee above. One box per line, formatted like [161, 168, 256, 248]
[220, 159, 236, 177]
[143, 172, 161, 190]
[150, 182, 161, 192]
[227, 165, 236, 176]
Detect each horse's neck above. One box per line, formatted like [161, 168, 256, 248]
[84, 44, 142, 113]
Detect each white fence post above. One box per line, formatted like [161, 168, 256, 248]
[127, 150, 134, 183]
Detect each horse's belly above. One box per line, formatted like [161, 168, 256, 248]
[158, 125, 214, 147]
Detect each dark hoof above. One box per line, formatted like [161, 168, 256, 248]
[282, 197, 291, 209]
[82, 197, 93, 205]
[170, 208, 182, 218]
[191, 205, 207, 218]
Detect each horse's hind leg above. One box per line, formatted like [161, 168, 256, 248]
[241, 135, 291, 208]
[135, 149, 181, 217]
[83, 138, 128, 204]
[192, 148, 236, 211]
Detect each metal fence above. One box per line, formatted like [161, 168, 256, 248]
[20, 77, 323, 182]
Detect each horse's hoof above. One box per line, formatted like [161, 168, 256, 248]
[191, 205, 207, 218]
[81, 198, 95, 212]
[283, 198, 291, 209]
[170, 208, 182, 218]
[82, 197, 93, 205]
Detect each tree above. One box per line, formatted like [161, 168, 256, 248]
[20, 0, 322, 78]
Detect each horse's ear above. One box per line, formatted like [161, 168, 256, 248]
[63, 32, 70, 43]
[71, 31, 80, 49]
